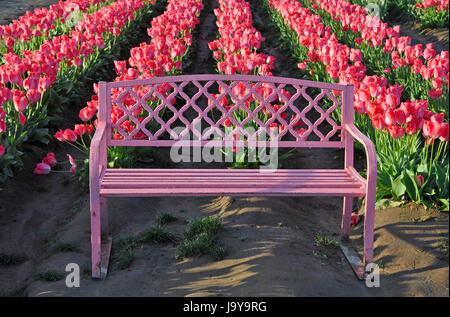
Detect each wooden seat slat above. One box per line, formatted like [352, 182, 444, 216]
[100, 187, 366, 197]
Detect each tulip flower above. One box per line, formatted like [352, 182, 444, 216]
[19, 112, 27, 125]
[114, 60, 127, 75]
[390, 125, 405, 138]
[74, 124, 88, 135]
[63, 129, 78, 142]
[0, 145, 5, 156]
[79, 106, 96, 122]
[415, 175, 425, 187]
[13, 95, 28, 112]
[33, 162, 51, 175]
[406, 121, 417, 135]
[54, 129, 65, 141]
[67, 154, 77, 173]
[42, 153, 57, 167]
[350, 212, 360, 226]
[0, 120, 5, 133]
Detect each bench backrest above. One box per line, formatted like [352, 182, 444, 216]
[97, 74, 354, 149]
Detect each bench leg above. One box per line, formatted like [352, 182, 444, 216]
[100, 196, 109, 238]
[363, 194, 375, 267]
[341, 196, 352, 241]
[99, 196, 111, 279]
[91, 195, 112, 279]
[91, 197, 102, 279]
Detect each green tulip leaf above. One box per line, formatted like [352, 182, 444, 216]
[402, 170, 420, 202]
[392, 175, 406, 199]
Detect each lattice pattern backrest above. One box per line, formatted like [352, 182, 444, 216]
[100, 75, 352, 148]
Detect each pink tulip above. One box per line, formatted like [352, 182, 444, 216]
[394, 109, 406, 125]
[372, 114, 386, 130]
[74, 124, 88, 135]
[0, 145, 5, 156]
[13, 96, 28, 112]
[415, 175, 424, 187]
[67, 154, 77, 173]
[79, 106, 96, 122]
[114, 60, 127, 75]
[384, 108, 395, 126]
[388, 124, 405, 138]
[19, 112, 26, 125]
[0, 120, 5, 133]
[385, 93, 399, 108]
[350, 212, 360, 226]
[428, 88, 442, 99]
[63, 129, 78, 142]
[406, 121, 417, 135]
[54, 129, 65, 141]
[42, 152, 57, 167]
[33, 162, 51, 175]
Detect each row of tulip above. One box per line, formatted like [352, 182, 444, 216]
[209, 0, 275, 76]
[263, 0, 448, 209]
[266, 0, 448, 140]
[0, 0, 158, 182]
[208, 0, 308, 166]
[0, 0, 118, 56]
[414, 0, 448, 28]
[416, 0, 449, 9]
[349, 0, 448, 28]
[41, 0, 204, 176]
[302, 0, 449, 116]
[415, 0, 449, 27]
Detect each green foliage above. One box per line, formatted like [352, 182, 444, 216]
[183, 216, 224, 241]
[157, 212, 178, 226]
[314, 232, 340, 248]
[0, 0, 160, 185]
[0, 253, 27, 266]
[415, 6, 449, 28]
[376, 134, 449, 210]
[35, 270, 64, 282]
[349, 0, 448, 28]
[137, 225, 177, 244]
[113, 235, 137, 270]
[52, 242, 79, 253]
[176, 216, 225, 261]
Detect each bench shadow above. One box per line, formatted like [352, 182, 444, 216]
[159, 195, 368, 296]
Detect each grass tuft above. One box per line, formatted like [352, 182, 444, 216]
[157, 212, 178, 226]
[0, 253, 27, 266]
[53, 242, 78, 252]
[314, 232, 339, 248]
[137, 225, 177, 244]
[176, 216, 225, 261]
[113, 235, 136, 270]
[35, 270, 64, 282]
[184, 216, 223, 241]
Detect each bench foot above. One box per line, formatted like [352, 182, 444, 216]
[340, 196, 352, 241]
[91, 236, 112, 279]
[100, 236, 112, 279]
[340, 241, 366, 280]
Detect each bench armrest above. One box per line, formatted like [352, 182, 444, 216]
[345, 124, 377, 192]
[90, 122, 107, 181]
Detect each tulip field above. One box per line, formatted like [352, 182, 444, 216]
[0, 0, 448, 297]
[1, 0, 447, 209]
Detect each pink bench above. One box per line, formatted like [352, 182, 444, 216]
[89, 74, 377, 279]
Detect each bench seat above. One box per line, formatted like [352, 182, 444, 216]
[99, 168, 366, 197]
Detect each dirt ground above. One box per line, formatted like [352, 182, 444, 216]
[386, 17, 449, 54]
[0, 0, 448, 297]
[0, 0, 61, 25]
